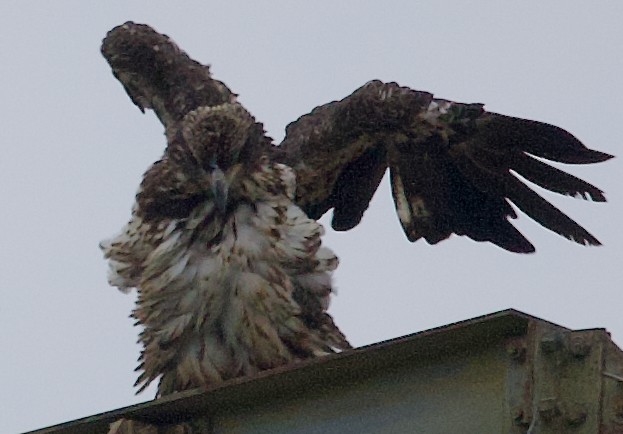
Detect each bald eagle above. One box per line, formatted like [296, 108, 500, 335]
[100, 22, 611, 425]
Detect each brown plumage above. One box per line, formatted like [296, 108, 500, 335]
[101, 21, 611, 408]
[278, 86, 612, 253]
[102, 103, 350, 398]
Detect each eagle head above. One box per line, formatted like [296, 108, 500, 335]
[181, 103, 255, 212]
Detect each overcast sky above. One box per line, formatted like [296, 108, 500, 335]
[2, 2, 622, 433]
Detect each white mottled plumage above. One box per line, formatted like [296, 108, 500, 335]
[101, 103, 349, 397]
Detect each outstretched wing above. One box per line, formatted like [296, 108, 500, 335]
[102, 23, 612, 254]
[276, 81, 612, 253]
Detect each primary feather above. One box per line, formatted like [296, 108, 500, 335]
[279, 83, 612, 253]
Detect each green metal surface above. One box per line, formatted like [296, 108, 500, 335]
[215, 345, 509, 433]
[25, 309, 623, 434]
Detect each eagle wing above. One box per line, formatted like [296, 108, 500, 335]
[102, 22, 612, 255]
[277, 81, 612, 252]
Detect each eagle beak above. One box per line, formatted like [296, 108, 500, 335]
[210, 165, 229, 214]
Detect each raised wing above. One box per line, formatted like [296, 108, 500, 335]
[277, 81, 612, 252]
[103, 22, 612, 254]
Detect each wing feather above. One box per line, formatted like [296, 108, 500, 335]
[510, 152, 607, 201]
[102, 23, 612, 253]
[389, 137, 535, 253]
[277, 85, 612, 252]
[476, 114, 613, 164]
[451, 142, 602, 247]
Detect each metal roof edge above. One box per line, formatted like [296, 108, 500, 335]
[23, 308, 572, 434]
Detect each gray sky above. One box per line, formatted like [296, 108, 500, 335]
[2, 2, 622, 433]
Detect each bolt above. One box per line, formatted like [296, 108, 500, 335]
[569, 333, 591, 358]
[506, 339, 527, 363]
[512, 409, 531, 428]
[541, 333, 563, 354]
[564, 403, 587, 427]
[538, 398, 561, 422]
[611, 397, 623, 425]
